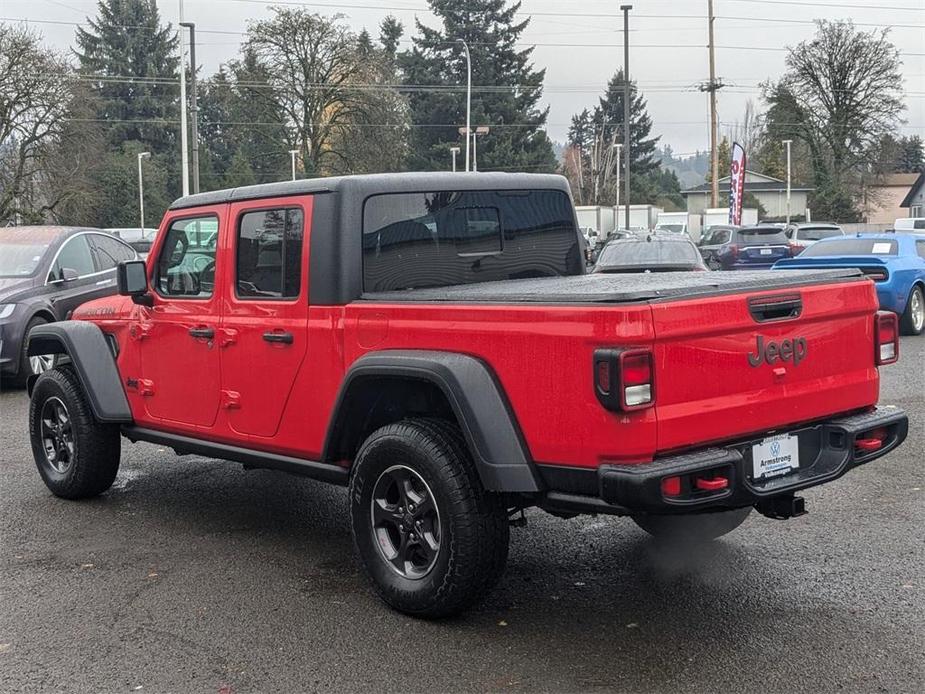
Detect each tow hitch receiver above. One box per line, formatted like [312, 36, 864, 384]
[756, 494, 807, 520]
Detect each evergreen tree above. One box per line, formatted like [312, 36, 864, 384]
[75, 0, 179, 154]
[379, 16, 403, 60]
[897, 135, 924, 173]
[592, 69, 659, 184]
[400, 0, 556, 173]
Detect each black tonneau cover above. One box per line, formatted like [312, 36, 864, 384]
[361, 268, 863, 304]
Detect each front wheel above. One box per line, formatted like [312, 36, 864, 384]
[632, 507, 752, 542]
[900, 285, 924, 336]
[349, 419, 509, 618]
[29, 366, 121, 499]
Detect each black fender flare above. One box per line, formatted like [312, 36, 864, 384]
[27, 321, 132, 423]
[324, 350, 541, 493]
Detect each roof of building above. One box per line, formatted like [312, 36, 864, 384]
[874, 172, 921, 188]
[899, 172, 925, 208]
[682, 180, 813, 195]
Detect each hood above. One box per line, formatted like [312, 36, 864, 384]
[0, 276, 37, 303]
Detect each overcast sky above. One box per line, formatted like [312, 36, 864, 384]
[7, 0, 925, 158]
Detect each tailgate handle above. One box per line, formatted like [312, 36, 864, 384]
[748, 293, 802, 322]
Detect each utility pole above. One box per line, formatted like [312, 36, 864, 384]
[178, 0, 189, 196]
[457, 40, 472, 172]
[289, 150, 299, 181]
[472, 126, 490, 171]
[783, 139, 793, 223]
[137, 152, 150, 235]
[621, 5, 632, 231]
[614, 142, 623, 211]
[180, 21, 199, 194]
[701, 0, 723, 209]
[450, 146, 460, 172]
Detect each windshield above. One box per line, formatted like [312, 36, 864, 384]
[657, 224, 684, 233]
[0, 240, 51, 277]
[799, 227, 842, 241]
[596, 240, 700, 268]
[801, 238, 898, 257]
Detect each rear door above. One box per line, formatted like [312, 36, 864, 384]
[219, 198, 310, 438]
[650, 278, 880, 451]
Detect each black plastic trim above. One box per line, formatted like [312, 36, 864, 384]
[323, 350, 541, 493]
[122, 427, 349, 485]
[26, 321, 132, 423]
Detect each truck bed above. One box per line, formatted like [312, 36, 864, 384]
[361, 268, 863, 304]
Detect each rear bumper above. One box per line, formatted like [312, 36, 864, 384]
[543, 407, 907, 516]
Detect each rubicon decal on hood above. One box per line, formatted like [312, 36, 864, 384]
[747, 335, 807, 367]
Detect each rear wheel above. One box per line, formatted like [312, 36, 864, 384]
[632, 507, 752, 542]
[349, 418, 509, 618]
[29, 366, 121, 499]
[900, 285, 924, 336]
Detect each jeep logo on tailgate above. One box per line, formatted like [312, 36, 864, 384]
[747, 335, 807, 367]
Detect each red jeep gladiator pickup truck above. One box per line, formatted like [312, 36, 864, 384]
[26, 172, 908, 617]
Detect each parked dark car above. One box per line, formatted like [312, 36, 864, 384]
[593, 233, 707, 273]
[0, 226, 136, 386]
[701, 224, 792, 270]
[107, 227, 159, 258]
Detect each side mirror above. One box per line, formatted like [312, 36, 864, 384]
[61, 267, 79, 282]
[117, 260, 153, 306]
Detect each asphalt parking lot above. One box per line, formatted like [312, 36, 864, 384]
[1, 339, 923, 693]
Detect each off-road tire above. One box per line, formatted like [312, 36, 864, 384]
[632, 507, 752, 542]
[29, 366, 121, 499]
[349, 418, 510, 618]
[899, 285, 924, 336]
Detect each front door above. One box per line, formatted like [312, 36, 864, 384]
[138, 209, 224, 428]
[220, 199, 310, 438]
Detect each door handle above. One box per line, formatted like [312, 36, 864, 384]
[188, 326, 215, 339]
[262, 331, 293, 344]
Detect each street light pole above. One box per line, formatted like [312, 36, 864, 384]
[783, 139, 793, 223]
[289, 149, 299, 181]
[472, 126, 489, 172]
[450, 146, 460, 172]
[620, 5, 632, 231]
[178, 0, 189, 196]
[457, 39, 472, 172]
[137, 152, 151, 235]
[180, 21, 199, 194]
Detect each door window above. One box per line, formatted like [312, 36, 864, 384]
[90, 234, 136, 270]
[49, 235, 95, 281]
[155, 215, 219, 298]
[236, 208, 304, 299]
[916, 240, 925, 260]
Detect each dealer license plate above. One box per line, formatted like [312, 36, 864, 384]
[760, 247, 773, 255]
[752, 433, 799, 480]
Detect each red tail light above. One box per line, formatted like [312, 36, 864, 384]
[593, 348, 655, 411]
[875, 311, 899, 365]
[729, 244, 739, 260]
[788, 243, 802, 256]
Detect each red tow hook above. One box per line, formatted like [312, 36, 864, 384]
[694, 476, 729, 492]
[855, 438, 883, 452]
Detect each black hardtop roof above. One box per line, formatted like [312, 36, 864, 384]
[169, 171, 572, 210]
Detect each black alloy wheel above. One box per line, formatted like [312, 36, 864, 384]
[370, 465, 442, 580]
[39, 396, 75, 474]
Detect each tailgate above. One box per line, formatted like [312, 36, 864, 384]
[741, 244, 789, 263]
[650, 278, 880, 452]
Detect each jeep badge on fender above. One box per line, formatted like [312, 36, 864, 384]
[748, 335, 808, 367]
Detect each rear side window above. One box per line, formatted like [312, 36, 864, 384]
[736, 228, 787, 245]
[801, 238, 898, 257]
[236, 208, 304, 299]
[798, 226, 843, 241]
[916, 240, 925, 260]
[362, 189, 581, 292]
[90, 234, 135, 270]
[50, 235, 96, 280]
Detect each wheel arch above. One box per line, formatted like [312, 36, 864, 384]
[323, 350, 541, 493]
[26, 321, 132, 423]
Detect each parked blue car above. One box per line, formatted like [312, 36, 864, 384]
[772, 233, 925, 335]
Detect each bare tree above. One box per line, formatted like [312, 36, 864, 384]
[0, 24, 75, 223]
[243, 9, 390, 176]
[763, 20, 904, 220]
